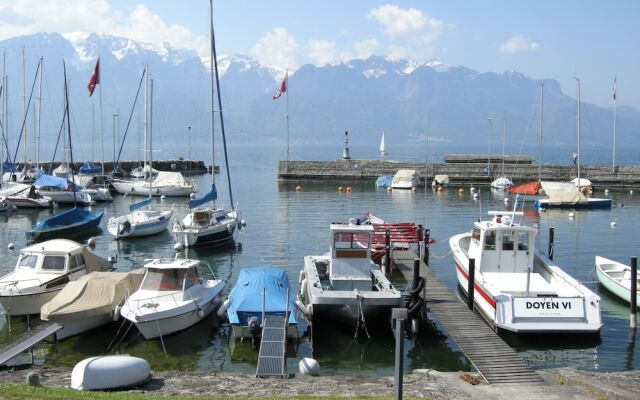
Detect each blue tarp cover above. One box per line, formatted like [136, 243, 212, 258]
[30, 207, 103, 233]
[227, 266, 295, 319]
[2, 159, 15, 173]
[130, 198, 152, 211]
[376, 175, 392, 188]
[33, 174, 83, 191]
[189, 184, 217, 209]
[79, 162, 101, 174]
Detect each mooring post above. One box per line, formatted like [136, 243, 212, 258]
[417, 225, 424, 260]
[424, 228, 431, 266]
[467, 259, 476, 310]
[385, 229, 391, 275]
[392, 308, 408, 400]
[411, 259, 421, 334]
[548, 227, 555, 260]
[631, 256, 637, 329]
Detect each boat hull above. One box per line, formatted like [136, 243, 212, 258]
[26, 209, 103, 242]
[71, 355, 151, 391]
[535, 197, 612, 209]
[111, 180, 194, 197]
[172, 218, 236, 247]
[595, 256, 640, 306]
[107, 210, 172, 239]
[51, 314, 114, 340]
[0, 289, 60, 316]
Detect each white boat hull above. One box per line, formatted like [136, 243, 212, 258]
[71, 355, 150, 391]
[107, 210, 172, 239]
[0, 289, 61, 316]
[172, 210, 237, 247]
[111, 180, 194, 197]
[53, 314, 114, 340]
[35, 189, 94, 205]
[595, 256, 640, 306]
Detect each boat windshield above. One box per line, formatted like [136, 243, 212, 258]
[334, 232, 370, 249]
[17, 254, 38, 271]
[41, 256, 66, 271]
[141, 268, 186, 291]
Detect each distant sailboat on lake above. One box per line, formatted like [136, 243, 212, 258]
[379, 132, 388, 156]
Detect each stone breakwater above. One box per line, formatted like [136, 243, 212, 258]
[278, 160, 640, 189]
[1, 367, 639, 399]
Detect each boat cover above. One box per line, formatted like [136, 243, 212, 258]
[228, 266, 295, 314]
[189, 184, 217, 208]
[41, 269, 144, 321]
[130, 198, 152, 211]
[507, 180, 541, 195]
[375, 176, 392, 188]
[29, 207, 103, 236]
[393, 169, 417, 179]
[2, 158, 15, 173]
[433, 175, 450, 185]
[540, 181, 587, 204]
[79, 162, 101, 175]
[33, 174, 83, 191]
[152, 171, 188, 187]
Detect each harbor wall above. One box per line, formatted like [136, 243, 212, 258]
[278, 159, 640, 189]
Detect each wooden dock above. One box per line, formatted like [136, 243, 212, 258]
[393, 251, 543, 384]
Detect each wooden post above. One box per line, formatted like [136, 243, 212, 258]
[548, 227, 555, 260]
[385, 229, 391, 275]
[631, 256, 637, 329]
[392, 308, 407, 400]
[424, 229, 431, 266]
[467, 259, 475, 310]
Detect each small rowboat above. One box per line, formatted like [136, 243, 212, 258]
[595, 256, 640, 307]
[71, 355, 150, 391]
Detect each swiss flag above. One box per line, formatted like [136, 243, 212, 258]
[87, 58, 100, 96]
[272, 76, 286, 100]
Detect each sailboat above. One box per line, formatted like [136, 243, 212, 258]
[535, 78, 612, 210]
[490, 120, 513, 189]
[107, 68, 172, 239]
[26, 62, 103, 242]
[379, 131, 388, 156]
[172, 0, 240, 248]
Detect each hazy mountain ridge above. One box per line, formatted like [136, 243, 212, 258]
[0, 33, 637, 162]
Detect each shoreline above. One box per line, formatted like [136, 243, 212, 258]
[1, 366, 639, 399]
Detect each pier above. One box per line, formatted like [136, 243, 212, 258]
[278, 159, 640, 189]
[0, 322, 61, 366]
[393, 250, 543, 384]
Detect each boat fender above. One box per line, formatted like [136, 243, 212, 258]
[113, 305, 121, 322]
[299, 357, 320, 376]
[299, 270, 305, 284]
[295, 300, 311, 318]
[300, 279, 308, 299]
[217, 299, 231, 318]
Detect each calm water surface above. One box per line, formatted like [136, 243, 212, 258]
[0, 144, 638, 374]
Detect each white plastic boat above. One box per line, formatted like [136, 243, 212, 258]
[490, 176, 513, 190]
[299, 221, 403, 325]
[110, 171, 194, 197]
[449, 210, 602, 333]
[0, 182, 52, 208]
[41, 269, 144, 339]
[120, 258, 225, 339]
[71, 355, 150, 391]
[0, 239, 114, 316]
[391, 169, 419, 190]
[172, 207, 237, 247]
[108, 207, 172, 239]
[595, 256, 640, 307]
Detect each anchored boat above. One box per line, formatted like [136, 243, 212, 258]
[595, 256, 640, 306]
[449, 210, 602, 333]
[299, 221, 403, 326]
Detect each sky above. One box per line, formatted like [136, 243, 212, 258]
[0, 0, 638, 109]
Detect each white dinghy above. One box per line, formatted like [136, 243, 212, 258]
[449, 211, 602, 333]
[299, 220, 403, 325]
[71, 355, 150, 391]
[41, 270, 144, 340]
[120, 258, 225, 339]
[0, 239, 114, 316]
[595, 256, 640, 306]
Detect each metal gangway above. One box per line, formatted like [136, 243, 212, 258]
[0, 322, 62, 366]
[255, 287, 290, 378]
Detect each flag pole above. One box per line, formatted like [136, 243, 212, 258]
[285, 70, 290, 168]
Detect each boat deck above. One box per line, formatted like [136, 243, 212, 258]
[393, 250, 543, 384]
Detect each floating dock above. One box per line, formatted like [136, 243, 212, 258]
[393, 250, 543, 384]
[278, 159, 640, 189]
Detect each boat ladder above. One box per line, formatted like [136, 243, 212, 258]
[255, 314, 287, 378]
[0, 322, 62, 366]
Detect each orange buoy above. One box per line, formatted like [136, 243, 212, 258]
[295, 186, 303, 192]
[411, 187, 417, 193]
[387, 187, 392, 192]
[458, 188, 464, 194]
[437, 186, 444, 192]
[346, 186, 352, 192]
[338, 186, 344, 192]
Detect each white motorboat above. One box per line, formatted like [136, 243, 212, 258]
[449, 210, 602, 333]
[299, 221, 403, 325]
[110, 171, 194, 197]
[76, 176, 112, 202]
[120, 258, 225, 339]
[0, 239, 114, 316]
[0, 182, 52, 208]
[71, 355, 151, 391]
[595, 256, 640, 307]
[490, 176, 513, 190]
[391, 169, 419, 190]
[41, 269, 144, 340]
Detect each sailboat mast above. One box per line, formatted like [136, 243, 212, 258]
[286, 69, 290, 165]
[208, 0, 216, 206]
[502, 119, 506, 177]
[575, 77, 581, 185]
[99, 57, 105, 176]
[21, 48, 26, 169]
[63, 61, 77, 207]
[37, 57, 42, 172]
[149, 77, 154, 209]
[612, 75, 616, 172]
[144, 65, 150, 206]
[539, 83, 543, 181]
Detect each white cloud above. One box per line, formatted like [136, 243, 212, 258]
[307, 39, 337, 66]
[250, 27, 298, 69]
[354, 39, 379, 59]
[367, 4, 449, 62]
[0, 0, 208, 58]
[499, 35, 540, 54]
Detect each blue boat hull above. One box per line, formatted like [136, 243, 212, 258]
[26, 208, 104, 242]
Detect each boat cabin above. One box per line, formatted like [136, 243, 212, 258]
[15, 239, 89, 276]
[140, 258, 202, 293]
[467, 212, 537, 274]
[329, 222, 374, 291]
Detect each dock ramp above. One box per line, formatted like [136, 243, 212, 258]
[255, 315, 287, 378]
[0, 322, 62, 366]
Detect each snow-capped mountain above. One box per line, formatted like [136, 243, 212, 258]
[0, 32, 637, 163]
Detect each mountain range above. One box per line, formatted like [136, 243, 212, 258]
[0, 32, 637, 163]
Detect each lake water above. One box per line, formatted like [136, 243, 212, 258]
[0, 143, 638, 375]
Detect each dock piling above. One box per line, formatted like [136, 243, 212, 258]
[392, 308, 407, 400]
[424, 229, 430, 266]
[548, 227, 555, 260]
[384, 229, 391, 275]
[467, 259, 476, 310]
[631, 256, 637, 329]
